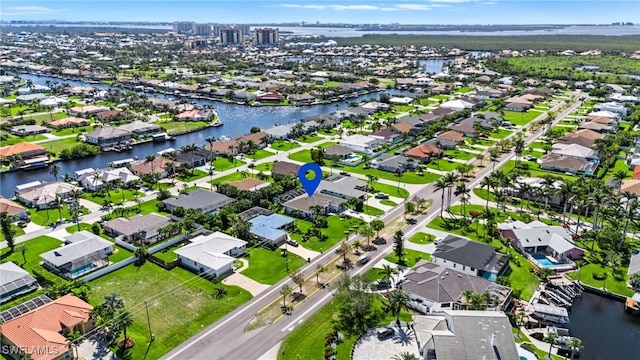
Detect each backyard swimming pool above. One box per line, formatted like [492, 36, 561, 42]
[532, 253, 563, 268]
[343, 154, 363, 165]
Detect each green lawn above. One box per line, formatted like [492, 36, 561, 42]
[408, 232, 435, 245]
[296, 134, 323, 143]
[490, 129, 512, 139]
[271, 140, 300, 151]
[288, 149, 312, 163]
[278, 295, 412, 360]
[385, 248, 431, 267]
[359, 204, 385, 216]
[568, 263, 634, 297]
[109, 245, 133, 263]
[159, 121, 209, 135]
[22, 111, 68, 123]
[502, 110, 541, 126]
[90, 262, 252, 360]
[341, 162, 439, 184]
[213, 157, 245, 172]
[392, 104, 415, 113]
[500, 160, 576, 181]
[427, 159, 462, 172]
[82, 188, 143, 206]
[290, 216, 366, 252]
[40, 137, 82, 155]
[322, 81, 340, 87]
[253, 162, 272, 172]
[29, 205, 89, 226]
[52, 126, 94, 137]
[241, 247, 306, 285]
[380, 199, 397, 206]
[603, 159, 631, 181]
[0, 224, 25, 241]
[245, 149, 275, 160]
[443, 149, 476, 161]
[210, 172, 246, 184]
[0, 236, 62, 272]
[371, 182, 409, 199]
[177, 169, 209, 182]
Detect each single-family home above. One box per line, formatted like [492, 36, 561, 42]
[323, 145, 353, 160]
[371, 128, 402, 143]
[436, 131, 465, 149]
[271, 161, 301, 177]
[400, 260, 512, 314]
[0, 262, 38, 303]
[39, 96, 68, 108]
[0, 197, 29, 219]
[404, 143, 444, 162]
[163, 188, 236, 215]
[557, 129, 603, 148]
[15, 94, 47, 103]
[539, 154, 598, 176]
[283, 193, 347, 218]
[369, 154, 415, 173]
[77, 167, 140, 191]
[577, 121, 615, 133]
[229, 178, 271, 192]
[432, 235, 510, 281]
[207, 139, 238, 156]
[0, 294, 93, 360]
[68, 105, 110, 117]
[551, 143, 600, 160]
[235, 131, 269, 149]
[41, 231, 113, 279]
[15, 181, 81, 209]
[94, 109, 126, 122]
[390, 122, 415, 136]
[175, 231, 247, 277]
[130, 156, 181, 179]
[339, 134, 382, 154]
[174, 148, 214, 168]
[117, 121, 162, 137]
[439, 99, 474, 111]
[47, 117, 89, 129]
[0, 142, 49, 169]
[85, 126, 131, 147]
[249, 213, 295, 247]
[413, 311, 519, 360]
[174, 109, 214, 121]
[504, 102, 532, 112]
[102, 213, 173, 243]
[318, 175, 368, 200]
[389, 96, 414, 105]
[595, 102, 628, 116]
[498, 221, 584, 262]
[9, 124, 50, 136]
[628, 252, 640, 285]
[256, 92, 284, 103]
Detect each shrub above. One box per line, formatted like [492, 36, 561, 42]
[593, 271, 608, 280]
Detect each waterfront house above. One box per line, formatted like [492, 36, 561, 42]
[117, 120, 162, 137]
[174, 109, 213, 121]
[15, 94, 47, 103]
[68, 105, 110, 118]
[163, 188, 236, 215]
[235, 131, 269, 149]
[40, 231, 113, 279]
[102, 213, 172, 243]
[130, 156, 181, 179]
[248, 213, 295, 247]
[175, 231, 247, 277]
[0, 262, 38, 303]
[399, 260, 512, 313]
[264, 123, 297, 139]
[174, 148, 214, 168]
[77, 167, 140, 191]
[9, 124, 50, 136]
[0, 294, 93, 360]
[15, 181, 81, 209]
[94, 109, 126, 122]
[283, 193, 346, 218]
[498, 221, 584, 262]
[207, 140, 238, 156]
[432, 235, 509, 281]
[539, 154, 598, 176]
[339, 134, 382, 154]
[85, 126, 131, 147]
[0, 197, 29, 220]
[256, 91, 284, 103]
[413, 311, 519, 360]
[47, 117, 89, 129]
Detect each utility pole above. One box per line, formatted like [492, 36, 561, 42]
[144, 301, 154, 343]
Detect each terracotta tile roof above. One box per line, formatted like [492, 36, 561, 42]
[48, 117, 87, 128]
[392, 122, 413, 134]
[0, 294, 92, 360]
[207, 140, 238, 154]
[404, 144, 443, 159]
[437, 130, 465, 142]
[235, 131, 268, 145]
[229, 178, 270, 191]
[0, 197, 26, 215]
[586, 115, 614, 124]
[0, 142, 46, 159]
[130, 157, 180, 175]
[634, 166, 640, 180]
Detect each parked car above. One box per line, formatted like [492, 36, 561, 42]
[524, 155, 537, 161]
[375, 193, 390, 199]
[287, 239, 299, 247]
[340, 171, 351, 176]
[434, 238, 442, 245]
[377, 328, 395, 340]
[373, 237, 387, 245]
[357, 255, 370, 265]
[376, 279, 391, 290]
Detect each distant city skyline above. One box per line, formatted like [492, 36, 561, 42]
[1, 1, 639, 25]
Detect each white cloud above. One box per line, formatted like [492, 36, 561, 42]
[3, 6, 61, 15]
[479, 1, 498, 5]
[278, 3, 433, 12]
[396, 4, 432, 11]
[428, 0, 472, 3]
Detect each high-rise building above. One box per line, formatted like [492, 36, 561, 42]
[219, 27, 244, 45]
[193, 23, 212, 36]
[255, 28, 279, 46]
[173, 21, 195, 34]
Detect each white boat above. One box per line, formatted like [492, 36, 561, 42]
[531, 303, 570, 325]
[212, 119, 223, 127]
[219, 135, 231, 141]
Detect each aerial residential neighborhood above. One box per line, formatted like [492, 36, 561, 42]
[1, 4, 640, 360]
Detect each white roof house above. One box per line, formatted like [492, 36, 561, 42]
[174, 231, 247, 277]
[15, 181, 81, 209]
[551, 143, 599, 159]
[587, 110, 619, 119]
[40, 97, 69, 108]
[389, 96, 414, 105]
[77, 168, 139, 191]
[339, 134, 382, 154]
[440, 99, 474, 111]
[594, 102, 628, 116]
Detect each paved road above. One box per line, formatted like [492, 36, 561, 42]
[161, 95, 585, 360]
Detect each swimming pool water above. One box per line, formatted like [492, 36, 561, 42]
[532, 253, 562, 267]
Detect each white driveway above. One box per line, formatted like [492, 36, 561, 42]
[280, 243, 320, 260]
[223, 272, 270, 297]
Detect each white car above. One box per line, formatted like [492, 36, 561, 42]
[524, 155, 537, 161]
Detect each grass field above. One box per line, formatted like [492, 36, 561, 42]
[82, 188, 143, 206]
[384, 248, 431, 267]
[408, 232, 435, 245]
[490, 129, 513, 139]
[159, 121, 209, 135]
[29, 205, 89, 226]
[245, 149, 275, 160]
[0, 236, 61, 273]
[213, 157, 244, 172]
[241, 247, 306, 285]
[371, 182, 410, 198]
[443, 149, 476, 161]
[360, 204, 385, 216]
[287, 149, 312, 163]
[341, 162, 440, 184]
[380, 199, 397, 206]
[270, 140, 300, 151]
[291, 216, 365, 252]
[40, 137, 82, 155]
[177, 169, 209, 182]
[427, 159, 462, 172]
[502, 110, 541, 126]
[296, 134, 323, 143]
[90, 262, 252, 360]
[500, 160, 575, 181]
[568, 263, 634, 297]
[22, 111, 69, 123]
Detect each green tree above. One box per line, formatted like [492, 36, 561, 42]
[378, 264, 399, 290]
[393, 230, 405, 266]
[49, 163, 61, 181]
[280, 284, 292, 310]
[544, 331, 559, 358]
[359, 224, 375, 247]
[391, 352, 420, 360]
[0, 213, 16, 250]
[385, 290, 410, 325]
[331, 274, 379, 336]
[115, 309, 134, 346]
[289, 270, 304, 295]
[404, 201, 416, 219]
[335, 241, 352, 267]
[567, 337, 583, 359]
[315, 264, 326, 287]
[371, 219, 385, 238]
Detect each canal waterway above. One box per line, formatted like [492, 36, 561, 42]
[0, 74, 411, 197]
[568, 291, 640, 360]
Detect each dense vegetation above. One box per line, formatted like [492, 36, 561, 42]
[334, 35, 640, 52]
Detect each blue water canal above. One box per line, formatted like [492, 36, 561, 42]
[0, 74, 409, 197]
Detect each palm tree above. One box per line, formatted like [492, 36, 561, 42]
[378, 264, 399, 290]
[359, 225, 375, 247]
[115, 309, 134, 346]
[371, 219, 385, 239]
[315, 264, 326, 287]
[544, 331, 558, 358]
[49, 164, 61, 181]
[454, 183, 470, 216]
[558, 181, 574, 224]
[476, 153, 485, 167]
[145, 154, 156, 180]
[352, 239, 363, 255]
[391, 353, 420, 360]
[385, 290, 410, 325]
[566, 337, 583, 359]
[489, 148, 501, 172]
[480, 176, 493, 213]
[434, 177, 448, 218]
[613, 169, 628, 193]
[54, 195, 64, 224]
[289, 270, 304, 295]
[518, 182, 533, 212]
[280, 284, 292, 309]
[335, 241, 351, 266]
[443, 172, 459, 212]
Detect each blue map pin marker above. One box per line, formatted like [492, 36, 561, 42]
[298, 162, 322, 197]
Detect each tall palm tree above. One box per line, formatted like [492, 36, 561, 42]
[315, 264, 326, 287]
[335, 241, 351, 266]
[443, 172, 459, 212]
[434, 177, 448, 219]
[385, 290, 410, 325]
[589, 190, 607, 234]
[489, 148, 501, 172]
[454, 183, 470, 216]
[518, 183, 533, 212]
[378, 264, 399, 290]
[558, 181, 574, 224]
[359, 225, 374, 247]
[70, 189, 83, 231]
[613, 169, 628, 193]
[49, 164, 61, 181]
[280, 284, 292, 309]
[54, 195, 64, 224]
[115, 309, 134, 345]
[544, 331, 558, 358]
[480, 176, 493, 213]
[566, 337, 583, 359]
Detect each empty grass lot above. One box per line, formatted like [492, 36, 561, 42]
[29, 205, 90, 226]
[290, 216, 366, 252]
[489, 129, 513, 139]
[90, 262, 252, 360]
[287, 149, 312, 163]
[23, 112, 69, 123]
[408, 232, 435, 245]
[360, 204, 385, 216]
[270, 140, 300, 151]
[342, 163, 440, 184]
[427, 159, 462, 172]
[159, 120, 209, 135]
[82, 188, 143, 206]
[371, 182, 410, 199]
[241, 247, 306, 285]
[296, 134, 324, 143]
[568, 263, 634, 297]
[443, 149, 476, 161]
[213, 157, 245, 172]
[40, 137, 82, 155]
[502, 110, 541, 126]
[245, 149, 275, 160]
[500, 160, 575, 181]
[0, 236, 61, 273]
[177, 169, 209, 182]
[384, 248, 431, 267]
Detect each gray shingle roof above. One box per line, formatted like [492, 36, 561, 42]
[163, 189, 236, 213]
[433, 235, 509, 274]
[40, 231, 112, 268]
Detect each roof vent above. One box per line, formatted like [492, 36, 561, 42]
[445, 272, 449, 275]
[54, 251, 61, 257]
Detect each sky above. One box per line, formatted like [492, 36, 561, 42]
[1, 0, 639, 25]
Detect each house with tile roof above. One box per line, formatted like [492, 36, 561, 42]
[130, 157, 181, 179]
[163, 189, 236, 215]
[0, 197, 28, 219]
[404, 144, 443, 162]
[0, 142, 47, 163]
[47, 117, 89, 130]
[15, 181, 81, 209]
[0, 294, 93, 360]
[102, 213, 173, 243]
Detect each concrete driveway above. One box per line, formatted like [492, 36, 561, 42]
[352, 325, 421, 360]
[223, 272, 270, 297]
[76, 335, 119, 360]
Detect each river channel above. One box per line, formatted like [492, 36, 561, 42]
[0, 74, 412, 197]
